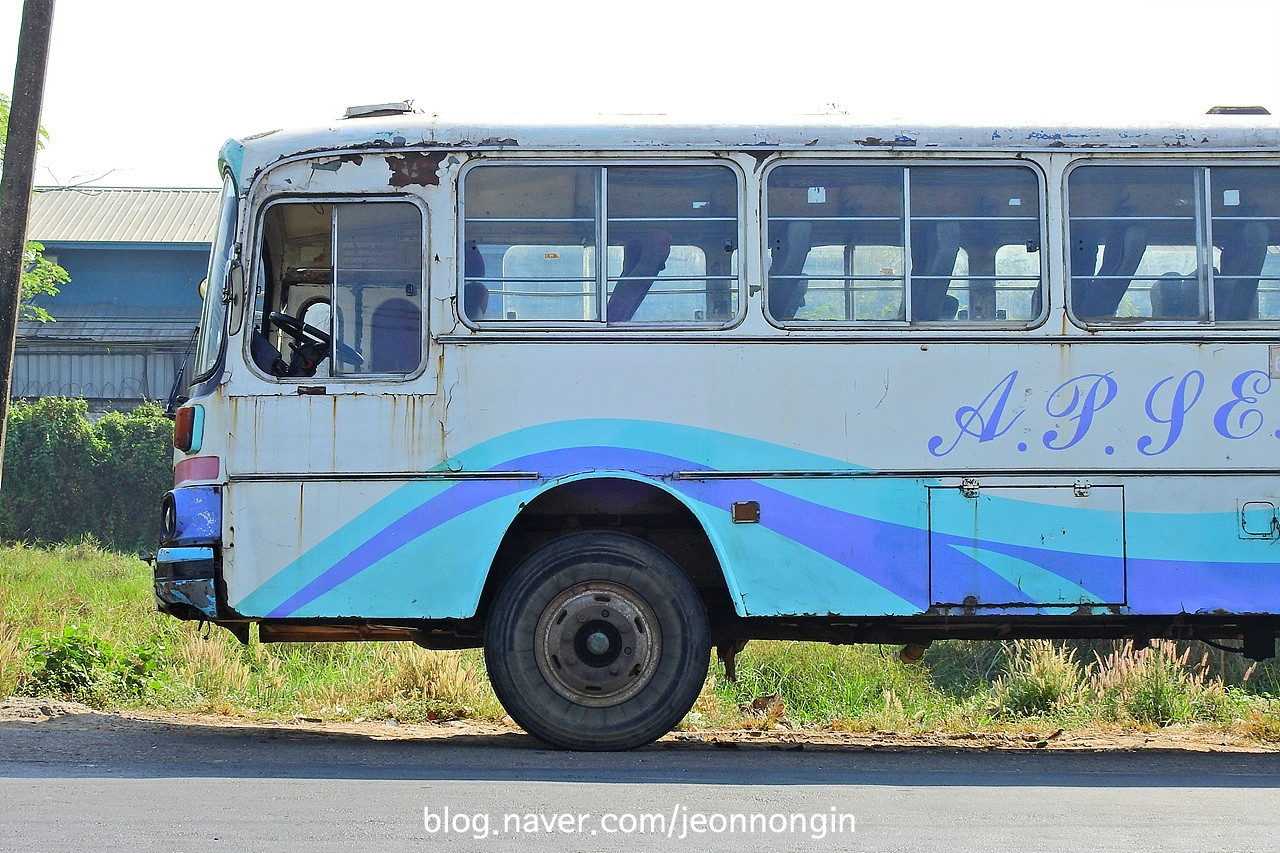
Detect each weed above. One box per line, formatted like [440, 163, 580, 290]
[1089, 641, 1240, 726]
[20, 624, 167, 705]
[991, 641, 1087, 718]
[23, 625, 114, 700]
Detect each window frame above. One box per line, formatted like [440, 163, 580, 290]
[1064, 158, 1280, 330]
[760, 157, 1050, 331]
[457, 157, 748, 332]
[245, 194, 429, 382]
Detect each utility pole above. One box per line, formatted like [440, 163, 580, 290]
[0, 0, 56, 492]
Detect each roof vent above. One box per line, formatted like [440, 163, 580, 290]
[342, 101, 415, 120]
[1207, 106, 1271, 115]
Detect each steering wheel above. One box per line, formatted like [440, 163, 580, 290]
[269, 311, 364, 368]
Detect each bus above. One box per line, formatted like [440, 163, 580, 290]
[155, 108, 1280, 750]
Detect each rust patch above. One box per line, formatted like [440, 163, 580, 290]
[311, 153, 366, 173]
[388, 151, 446, 187]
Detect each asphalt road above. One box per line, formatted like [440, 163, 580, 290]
[1, 711, 1278, 852]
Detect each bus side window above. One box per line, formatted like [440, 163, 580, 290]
[1069, 165, 1280, 325]
[462, 163, 739, 325]
[1211, 167, 1280, 322]
[765, 163, 1041, 325]
[253, 200, 423, 378]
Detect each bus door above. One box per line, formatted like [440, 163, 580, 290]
[222, 198, 439, 615]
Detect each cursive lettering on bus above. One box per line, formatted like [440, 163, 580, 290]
[926, 367, 1280, 457]
[1042, 373, 1118, 450]
[1137, 371, 1205, 456]
[1213, 370, 1272, 440]
[928, 371, 1024, 457]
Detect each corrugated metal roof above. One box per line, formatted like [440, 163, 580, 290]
[27, 187, 221, 244]
[17, 304, 198, 346]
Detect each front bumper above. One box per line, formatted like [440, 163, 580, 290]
[154, 546, 218, 618]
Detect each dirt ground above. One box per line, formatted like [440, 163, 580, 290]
[2, 696, 1276, 753]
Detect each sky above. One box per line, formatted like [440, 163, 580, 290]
[2, 0, 1278, 188]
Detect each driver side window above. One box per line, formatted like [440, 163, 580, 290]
[252, 200, 424, 378]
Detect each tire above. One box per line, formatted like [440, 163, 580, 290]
[484, 531, 710, 751]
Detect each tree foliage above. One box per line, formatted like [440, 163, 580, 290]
[0, 398, 173, 552]
[1, 92, 69, 321]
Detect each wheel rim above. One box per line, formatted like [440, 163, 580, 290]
[533, 581, 662, 707]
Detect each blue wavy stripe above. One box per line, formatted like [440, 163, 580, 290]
[266, 479, 529, 617]
[263, 442, 1162, 617]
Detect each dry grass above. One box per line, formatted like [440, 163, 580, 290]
[0, 623, 24, 698]
[363, 645, 503, 719]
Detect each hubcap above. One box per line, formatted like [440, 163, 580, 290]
[534, 581, 661, 707]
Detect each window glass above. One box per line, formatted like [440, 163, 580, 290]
[1068, 167, 1204, 321]
[465, 166, 598, 321]
[463, 163, 739, 325]
[1210, 167, 1280, 321]
[333, 203, 423, 374]
[252, 201, 423, 378]
[765, 164, 1041, 324]
[766, 166, 904, 322]
[605, 166, 738, 323]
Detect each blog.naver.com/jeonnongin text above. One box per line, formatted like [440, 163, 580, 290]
[423, 804, 856, 841]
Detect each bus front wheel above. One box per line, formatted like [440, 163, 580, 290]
[484, 531, 710, 751]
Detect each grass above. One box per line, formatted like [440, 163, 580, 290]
[0, 540, 503, 723]
[4, 540, 1280, 740]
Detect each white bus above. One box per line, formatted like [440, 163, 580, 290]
[156, 109, 1280, 749]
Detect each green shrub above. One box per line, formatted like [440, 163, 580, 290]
[92, 404, 175, 551]
[1, 398, 103, 545]
[1, 398, 172, 552]
[22, 624, 166, 705]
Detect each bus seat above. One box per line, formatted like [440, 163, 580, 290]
[607, 231, 672, 322]
[369, 297, 421, 373]
[464, 241, 489, 320]
[1215, 221, 1268, 320]
[940, 294, 960, 320]
[767, 221, 813, 320]
[910, 220, 960, 320]
[250, 328, 289, 377]
[464, 282, 490, 320]
[1149, 273, 1200, 318]
[1075, 225, 1146, 317]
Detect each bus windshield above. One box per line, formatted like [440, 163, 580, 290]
[192, 175, 238, 381]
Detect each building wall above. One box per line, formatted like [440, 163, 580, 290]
[16, 241, 210, 411]
[36, 243, 208, 311]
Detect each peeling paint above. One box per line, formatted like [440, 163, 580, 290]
[388, 151, 446, 187]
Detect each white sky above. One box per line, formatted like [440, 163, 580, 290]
[3, 0, 1278, 188]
